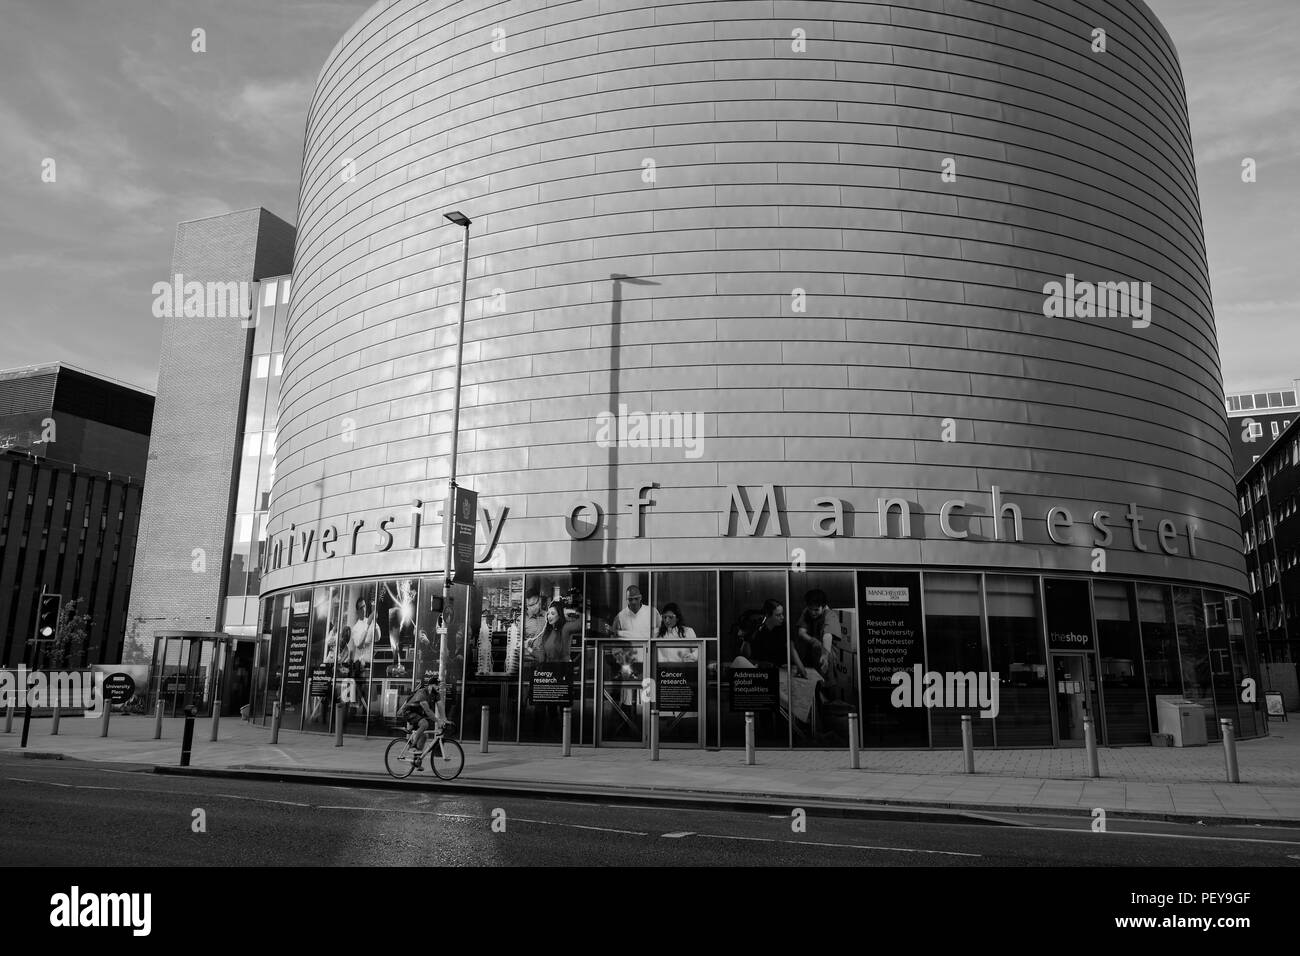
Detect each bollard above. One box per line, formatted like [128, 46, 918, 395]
[480, 705, 490, 754]
[99, 698, 111, 738]
[50, 705, 61, 736]
[4, 701, 14, 734]
[20, 699, 32, 749]
[848, 712, 861, 770]
[961, 714, 975, 773]
[180, 707, 196, 767]
[650, 708, 660, 761]
[153, 699, 164, 740]
[1084, 717, 1100, 778]
[561, 706, 572, 757]
[744, 711, 756, 766]
[269, 701, 281, 745]
[334, 703, 345, 747]
[1221, 719, 1240, 784]
[209, 700, 221, 742]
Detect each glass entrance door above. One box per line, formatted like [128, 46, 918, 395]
[1052, 653, 1098, 747]
[596, 642, 647, 746]
[652, 641, 704, 747]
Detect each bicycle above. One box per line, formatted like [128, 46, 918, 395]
[384, 720, 464, 780]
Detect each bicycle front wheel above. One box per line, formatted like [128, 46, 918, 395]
[429, 737, 465, 780]
[384, 737, 416, 779]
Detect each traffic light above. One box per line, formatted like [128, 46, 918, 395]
[36, 593, 61, 640]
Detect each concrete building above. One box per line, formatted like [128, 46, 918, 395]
[147, 0, 1269, 747]
[0, 363, 154, 666]
[1225, 382, 1300, 476]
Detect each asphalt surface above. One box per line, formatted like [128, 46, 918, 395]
[3, 754, 1299, 867]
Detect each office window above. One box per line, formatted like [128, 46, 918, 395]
[1286, 391, 1298, 406]
[243, 433, 261, 457]
[1272, 421, 1281, 438]
[1268, 391, 1283, 407]
[255, 354, 270, 379]
[1249, 422, 1263, 438]
[281, 279, 292, 304]
[1227, 396, 1241, 412]
[273, 353, 283, 376]
[263, 282, 277, 307]
[1254, 393, 1269, 408]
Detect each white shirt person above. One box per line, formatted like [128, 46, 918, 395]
[613, 586, 659, 639]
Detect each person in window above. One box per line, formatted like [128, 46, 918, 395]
[794, 589, 838, 679]
[532, 601, 572, 663]
[613, 585, 659, 639]
[656, 603, 696, 641]
[747, 599, 786, 667]
[521, 590, 546, 657]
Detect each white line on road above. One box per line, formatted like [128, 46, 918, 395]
[315, 806, 478, 821]
[213, 793, 311, 807]
[511, 817, 648, 836]
[662, 832, 694, 838]
[1008, 824, 1300, 847]
[693, 833, 980, 857]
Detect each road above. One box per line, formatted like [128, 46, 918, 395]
[2, 754, 1298, 867]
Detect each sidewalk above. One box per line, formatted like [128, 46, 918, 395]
[4, 712, 1298, 824]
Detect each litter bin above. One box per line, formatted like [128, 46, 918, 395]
[1156, 696, 1207, 747]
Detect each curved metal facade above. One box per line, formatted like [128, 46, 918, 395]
[264, 0, 1245, 595]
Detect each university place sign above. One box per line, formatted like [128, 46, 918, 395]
[265, 483, 1201, 573]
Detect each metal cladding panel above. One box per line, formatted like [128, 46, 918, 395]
[264, 0, 1245, 595]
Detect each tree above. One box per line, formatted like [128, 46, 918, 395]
[45, 598, 92, 669]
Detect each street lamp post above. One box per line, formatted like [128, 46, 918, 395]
[440, 211, 472, 639]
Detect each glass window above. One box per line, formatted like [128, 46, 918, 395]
[243, 432, 261, 457]
[1228, 597, 1263, 737]
[416, 577, 465, 732]
[273, 353, 283, 377]
[923, 573, 992, 747]
[1285, 391, 1297, 406]
[1268, 391, 1283, 407]
[281, 590, 312, 728]
[1272, 421, 1280, 438]
[789, 572, 857, 747]
[254, 354, 270, 379]
[652, 571, 717, 641]
[1227, 396, 1240, 412]
[263, 594, 289, 720]
[336, 582, 377, 734]
[281, 278, 292, 304]
[460, 573, 524, 742]
[1174, 587, 1218, 739]
[520, 573, 583, 743]
[303, 586, 341, 732]
[369, 579, 419, 734]
[719, 570, 789, 748]
[1240, 395, 1254, 410]
[1254, 392, 1269, 408]
[1094, 581, 1149, 743]
[587, 571, 654, 640]
[985, 575, 1050, 746]
[262, 281, 277, 307]
[859, 570, 927, 746]
[1138, 584, 1181, 730]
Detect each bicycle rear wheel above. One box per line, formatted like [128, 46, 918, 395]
[429, 737, 465, 780]
[384, 737, 416, 779]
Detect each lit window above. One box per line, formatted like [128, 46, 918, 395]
[1250, 422, 1264, 438]
[263, 431, 276, 456]
[273, 353, 283, 376]
[263, 282, 277, 307]
[281, 279, 291, 304]
[1273, 421, 1281, 438]
[234, 514, 253, 542]
[255, 355, 270, 379]
[243, 433, 260, 457]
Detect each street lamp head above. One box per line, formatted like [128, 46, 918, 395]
[443, 210, 471, 227]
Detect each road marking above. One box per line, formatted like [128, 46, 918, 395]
[693, 833, 980, 858]
[213, 793, 311, 807]
[662, 832, 694, 838]
[315, 806, 478, 821]
[511, 817, 648, 836]
[1012, 824, 1300, 847]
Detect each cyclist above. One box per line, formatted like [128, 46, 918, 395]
[399, 676, 443, 770]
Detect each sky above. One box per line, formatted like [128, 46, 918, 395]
[0, 0, 1294, 395]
